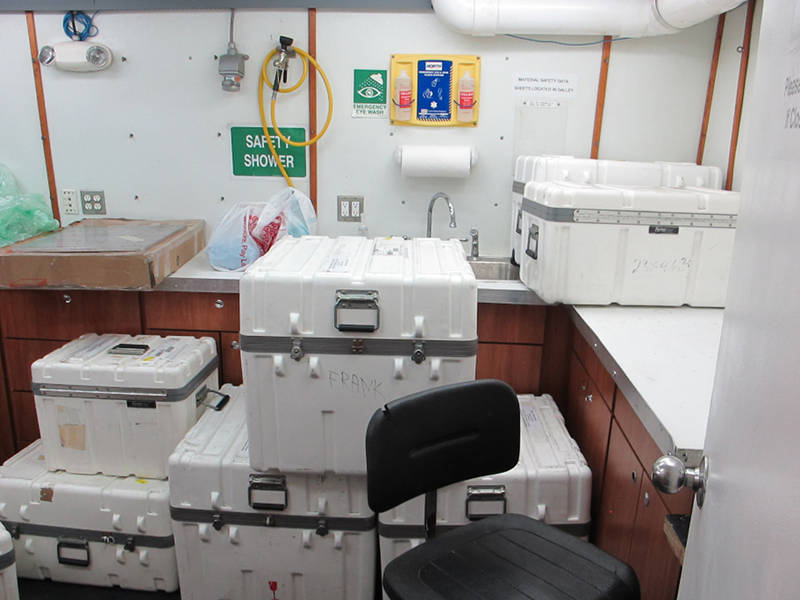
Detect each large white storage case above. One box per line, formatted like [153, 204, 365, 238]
[32, 333, 218, 478]
[510, 156, 723, 265]
[240, 236, 478, 474]
[519, 181, 739, 306]
[0, 524, 18, 600]
[169, 385, 376, 600]
[379, 394, 590, 576]
[0, 442, 177, 591]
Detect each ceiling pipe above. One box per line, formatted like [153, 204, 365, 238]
[431, 0, 744, 37]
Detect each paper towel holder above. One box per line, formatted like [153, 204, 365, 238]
[394, 145, 478, 178]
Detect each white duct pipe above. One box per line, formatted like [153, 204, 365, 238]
[431, 0, 743, 37]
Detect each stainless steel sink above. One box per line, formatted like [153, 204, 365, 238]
[468, 257, 520, 281]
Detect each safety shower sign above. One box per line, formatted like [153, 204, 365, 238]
[352, 69, 387, 118]
[231, 126, 307, 177]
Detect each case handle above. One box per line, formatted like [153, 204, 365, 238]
[525, 223, 540, 260]
[249, 474, 288, 511]
[57, 538, 90, 567]
[465, 485, 507, 520]
[334, 290, 380, 332]
[515, 208, 523, 234]
[108, 343, 150, 356]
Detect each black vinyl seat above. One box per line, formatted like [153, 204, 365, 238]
[365, 379, 640, 600]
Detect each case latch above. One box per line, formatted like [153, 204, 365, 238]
[57, 537, 90, 567]
[465, 485, 507, 520]
[290, 338, 305, 361]
[411, 342, 426, 364]
[525, 223, 539, 260]
[249, 474, 288, 511]
[334, 290, 380, 332]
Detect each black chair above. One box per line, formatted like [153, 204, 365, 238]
[366, 379, 640, 600]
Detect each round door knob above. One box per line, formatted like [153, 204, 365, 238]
[215, 299, 224, 309]
[652, 454, 709, 508]
[63, 294, 72, 304]
[231, 340, 240, 350]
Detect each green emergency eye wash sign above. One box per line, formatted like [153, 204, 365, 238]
[352, 69, 387, 118]
[231, 126, 307, 177]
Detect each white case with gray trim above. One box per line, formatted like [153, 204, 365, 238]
[379, 394, 591, 580]
[240, 235, 477, 474]
[0, 441, 177, 592]
[32, 333, 218, 478]
[169, 385, 375, 600]
[0, 523, 18, 600]
[510, 155, 723, 266]
[519, 181, 739, 306]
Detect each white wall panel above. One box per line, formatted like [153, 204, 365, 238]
[0, 13, 49, 199]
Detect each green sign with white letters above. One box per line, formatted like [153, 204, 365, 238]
[231, 126, 306, 177]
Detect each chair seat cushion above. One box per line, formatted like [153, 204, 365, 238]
[383, 514, 639, 600]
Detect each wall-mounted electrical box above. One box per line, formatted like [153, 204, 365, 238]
[390, 54, 481, 127]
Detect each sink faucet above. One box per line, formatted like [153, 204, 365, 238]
[427, 192, 457, 237]
[469, 228, 479, 259]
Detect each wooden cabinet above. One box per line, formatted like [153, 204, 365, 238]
[142, 292, 239, 331]
[4, 339, 65, 391]
[0, 359, 15, 462]
[477, 343, 542, 392]
[595, 421, 644, 560]
[627, 477, 684, 600]
[221, 333, 243, 385]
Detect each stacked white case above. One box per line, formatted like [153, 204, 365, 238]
[0, 442, 177, 591]
[519, 181, 739, 306]
[378, 394, 591, 575]
[239, 235, 478, 474]
[169, 385, 376, 600]
[510, 156, 724, 267]
[32, 333, 218, 478]
[0, 523, 18, 600]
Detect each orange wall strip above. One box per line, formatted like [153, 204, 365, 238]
[307, 8, 318, 212]
[591, 36, 613, 160]
[726, 0, 756, 190]
[697, 14, 726, 165]
[26, 11, 60, 222]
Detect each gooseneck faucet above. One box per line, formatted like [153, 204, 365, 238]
[427, 192, 457, 237]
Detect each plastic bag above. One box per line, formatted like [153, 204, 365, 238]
[207, 187, 317, 271]
[0, 163, 60, 248]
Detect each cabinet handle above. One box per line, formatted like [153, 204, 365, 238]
[584, 394, 593, 404]
[215, 299, 224, 309]
[643, 491, 650, 507]
[63, 294, 72, 304]
[631, 471, 637, 483]
[231, 340, 240, 350]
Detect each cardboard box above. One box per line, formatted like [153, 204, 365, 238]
[0, 218, 205, 289]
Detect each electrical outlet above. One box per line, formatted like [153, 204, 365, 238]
[61, 189, 79, 215]
[80, 190, 107, 215]
[337, 195, 363, 222]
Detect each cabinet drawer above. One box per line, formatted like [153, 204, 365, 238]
[476, 343, 542, 393]
[573, 328, 615, 410]
[4, 339, 65, 391]
[615, 389, 693, 515]
[221, 333, 243, 386]
[142, 292, 239, 331]
[477, 304, 546, 344]
[0, 290, 141, 340]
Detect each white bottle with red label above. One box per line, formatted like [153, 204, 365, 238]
[457, 70, 475, 122]
[395, 70, 412, 121]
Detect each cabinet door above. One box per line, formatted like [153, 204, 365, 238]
[476, 343, 542, 393]
[221, 333, 242, 386]
[627, 476, 683, 600]
[477, 304, 546, 344]
[0, 290, 141, 340]
[567, 353, 612, 501]
[10, 391, 38, 449]
[142, 292, 239, 331]
[595, 420, 644, 561]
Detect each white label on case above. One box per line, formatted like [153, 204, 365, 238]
[521, 406, 545, 440]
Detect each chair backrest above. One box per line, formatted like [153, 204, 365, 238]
[365, 379, 520, 514]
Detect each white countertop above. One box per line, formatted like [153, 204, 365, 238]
[573, 306, 724, 456]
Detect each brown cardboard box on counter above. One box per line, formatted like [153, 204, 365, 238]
[0, 218, 205, 289]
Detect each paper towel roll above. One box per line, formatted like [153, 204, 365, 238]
[396, 145, 477, 178]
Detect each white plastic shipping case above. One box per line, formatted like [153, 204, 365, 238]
[510, 156, 723, 265]
[0, 523, 19, 600]
[0, 441, 177, 592]
[169, 385, 376, 600]
[379, 394, 590, 574]
[519, 181, 739, 306]
[32, 333, 219, 478]
[240, 236, 478, 474]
